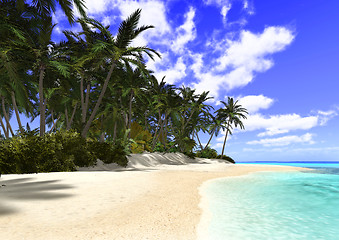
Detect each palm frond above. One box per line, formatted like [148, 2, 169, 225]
[49, 60, 70, 77]
[115, 9, 143, 48]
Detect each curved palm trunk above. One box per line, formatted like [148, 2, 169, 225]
[11, 92, 24, 133]
[195, 130, 203, 150]
[0, 114, 8, 138]
[49, 114, 61, 133]
[182, 109, 195, 131]
[221, 120, 231, 157]
[203, 127, 216, 150]
[162, 118, 168, 145]
[81, 61, 115, 138]
[67, 103, 78, 130]
[39, 66, 45, 136]
[1, 96, 14, 137]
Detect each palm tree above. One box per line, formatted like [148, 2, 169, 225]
[25, 16, 70, 136]
[202, 114, 222, 150]
[216, 97, 248, 157]
[77, 9, 160, 138]
[0, 0, 38, 134]
[15, 0, 87, 24]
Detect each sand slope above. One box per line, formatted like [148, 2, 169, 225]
[0, 154, 305, 239]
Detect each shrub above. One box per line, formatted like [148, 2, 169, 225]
[183, 151, 196, 159]
[217, 155, 235, 164]
[153, 142, 166, 152]
[196, 147, 218, 159]
[89, 141, 128, 167]
[0, 130, 129, 174]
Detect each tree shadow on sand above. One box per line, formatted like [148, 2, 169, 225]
[0, 176, 74, 216]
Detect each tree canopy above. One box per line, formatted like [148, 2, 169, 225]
[0, 0, 248, 161]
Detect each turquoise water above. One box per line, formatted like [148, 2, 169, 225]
[203, 163, 339, 240]
[238, 161, 339, 169]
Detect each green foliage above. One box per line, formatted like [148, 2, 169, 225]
[183, 151, 196, 159]
[0, 130, 77, 173]
[217, 155, 235, 164]
[196, 147, 218, 159]
[174, 136, 196, 153]
[130, 121, 152, 153]
[89, 141, 128, 167]
[153, 142, 166, 152]
[0, 130, 129, 174]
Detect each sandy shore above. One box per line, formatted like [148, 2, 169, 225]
[0, 157, 307, 240]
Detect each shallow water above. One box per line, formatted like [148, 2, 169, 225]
[202, 165, 339, 240]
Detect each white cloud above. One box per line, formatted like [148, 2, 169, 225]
[243, 0, 255, 15]
[192, 26, 295, 100]
[214, 27, 294, 71]
[118, 0, 171, 36]
[102, 16, 111, 26]
[153, 57, 187, 84]
[245, 113, 318, 137]
[317, 110, 338, 126]
[171, 7, 197, 53]
[243, 107, 339, 137]
[221, 4, 232, 24]
[83, 0, 112, 15]
[238, 95, 274, 114]
[247, 133, 315, 147]
[204, 0, 254, 18]
[244, 146, 339, 153]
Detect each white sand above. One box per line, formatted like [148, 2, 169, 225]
[0, 153, 307, 239]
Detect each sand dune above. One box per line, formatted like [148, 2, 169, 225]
[0, 154, 304, 239]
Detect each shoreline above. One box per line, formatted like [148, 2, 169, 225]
[0, 164, 307, 239]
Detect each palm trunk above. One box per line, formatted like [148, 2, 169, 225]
[0, 114, 8, 138]
[162, 118, 167, 145]
[81, 61, 115, 138]
[203, 127, 216, 150]
[182, 109, 195, 131]
[1, 96, 14, 136]
[113, 120, 117, 144]
[67, 103, 77, 130]
[39, 66, 45, 136]
[81, 75, 90, 124]
[128, 90, 133, 139]
[65, 105, 69, 128]
[11, 92, 24, 133]
[152, 111, 162, 148]
[153, 112, 168, 148]
[100, 132, 105, 142]
[51, 110, 54, 123]
[49, 114, 61, 133]
[80, 75, 85, 122]
[99, 115, 105, 142]
[83, 83, 90, 124]
[221, 120, 231, 157]
[195, 130, 203, 150]
[144, 111, 148, 130]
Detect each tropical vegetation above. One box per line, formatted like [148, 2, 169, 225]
[0, 0, 247, 174]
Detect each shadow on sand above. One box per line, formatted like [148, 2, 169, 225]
[0, 176, 74, 216]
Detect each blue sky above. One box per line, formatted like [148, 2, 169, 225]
[11, 0, 339, 162]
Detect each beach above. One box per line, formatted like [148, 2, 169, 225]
[0, 154, 306, 240]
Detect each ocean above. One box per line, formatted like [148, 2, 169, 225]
[199, 162, 339, 240]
